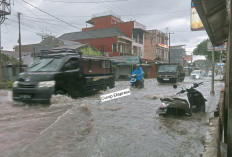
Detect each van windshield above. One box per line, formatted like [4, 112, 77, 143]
[27, 58, 63, 72]
[158, 65, 177, 72]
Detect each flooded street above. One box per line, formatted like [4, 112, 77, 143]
[0, 77, 224, 157]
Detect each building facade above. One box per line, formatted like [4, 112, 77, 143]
[170, 45, 186, 66]
[144, 29, 168, 62]
[59, 13, 146, 57]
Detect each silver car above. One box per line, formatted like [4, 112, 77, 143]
[190, 70, 203, 79]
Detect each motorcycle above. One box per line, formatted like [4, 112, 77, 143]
[185, 82, 206, 113]
[130, 74, 144, 88]
[156, 82, 206, 117]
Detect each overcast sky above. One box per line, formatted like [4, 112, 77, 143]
[2, 0, 208, 54]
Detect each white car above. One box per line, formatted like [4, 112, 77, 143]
[190, 70, 203, 79]
[208, 71, 216, 77]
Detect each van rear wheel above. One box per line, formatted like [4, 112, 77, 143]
[54, 90, 66, 95]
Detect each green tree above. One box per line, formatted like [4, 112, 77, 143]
[1, 53, 20, 66]
[193, 39, 222, 62]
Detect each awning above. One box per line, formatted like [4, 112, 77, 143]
[193, 0, 229, 46]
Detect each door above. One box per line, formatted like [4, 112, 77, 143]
[59, 57, 81, 97]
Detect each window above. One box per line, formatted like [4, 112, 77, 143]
[88, 59, 92, 72]
[101, 60, 110, 68]
[63, 58, 79, 71]
[112, 43, 117, 52]
[100, 46, 105, 53]
[12, 66, 17, 76]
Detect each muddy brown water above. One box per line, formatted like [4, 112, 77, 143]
[0, 77, 224, 157]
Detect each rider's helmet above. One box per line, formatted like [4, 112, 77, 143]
[135, 64, 140, 69]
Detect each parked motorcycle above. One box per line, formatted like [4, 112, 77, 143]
[185, 82, 206, 113]
[156, 97, 192, 117]
[156, 82, 206, 117]
[130, 74, 144, 88]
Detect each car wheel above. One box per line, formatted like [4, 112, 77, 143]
[54, 90, 66, 95]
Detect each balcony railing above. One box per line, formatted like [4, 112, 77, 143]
[133, 39, 143, 44]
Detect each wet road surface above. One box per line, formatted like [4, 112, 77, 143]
[0, 77, 224, 157]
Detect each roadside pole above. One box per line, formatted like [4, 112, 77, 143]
[227, 2, 232, 155]
[0, 1, 11, 81]
[18, 12, 22, 73]
[220, 51, 222, 80]
[131, 63, 133, 75]
[210, 46, 215, 95]
[168, 32, 174, 63]
[0, 25, 1, 82]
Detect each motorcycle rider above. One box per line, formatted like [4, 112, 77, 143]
[132, 64, 144, 87]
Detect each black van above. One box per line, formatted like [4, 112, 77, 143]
[12, 50, 115, 103]
[157, 63, 185, 83]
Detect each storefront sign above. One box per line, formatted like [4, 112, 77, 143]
[158, 43, 169, 49]
[126, 57, 139, 64]
[191, 1, 205, 31]
[207, 42, 227, 51]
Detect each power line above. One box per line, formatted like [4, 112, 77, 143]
[4, 22, 38, 34]
[17, 0, 134, 55]
[19, 0, 125, 39]
[19, 10, 190, 18]
[42, 0, 128, 3]
[99, 0, 147, 28]
[21, 17, 84, 27]
[6, 18, 42, 33]
[96, 0, 132, 21]
[6, 18, 66, 36]
[23, 14, 90, 18]
[14, 0, 66, 33]
[20, 0, 82, 30]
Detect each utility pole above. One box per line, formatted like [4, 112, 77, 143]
[220, 51, 222, 80]
[0, 0, 11, 81]
[168, 32, 174, 63]
[0, 25, 1, 82]
[18, 12, 22, 73]
[227, 2, 232, 156]
[210, 46, 215, 95]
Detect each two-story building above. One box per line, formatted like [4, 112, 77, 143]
[59, 13, 146, 58]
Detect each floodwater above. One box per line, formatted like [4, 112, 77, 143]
[0, 77, 224, 157]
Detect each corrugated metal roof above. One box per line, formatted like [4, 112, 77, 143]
[2, 50, 33, 65]
[193, 0, 228, 46]
[59, 27, 128, 41]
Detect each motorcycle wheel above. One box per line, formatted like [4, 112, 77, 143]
[140, 84, 144, 88]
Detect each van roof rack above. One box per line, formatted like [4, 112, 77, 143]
[36, 49, 110, 61]
[35, 48, 82, 57]
[40, 48, 79, 54]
